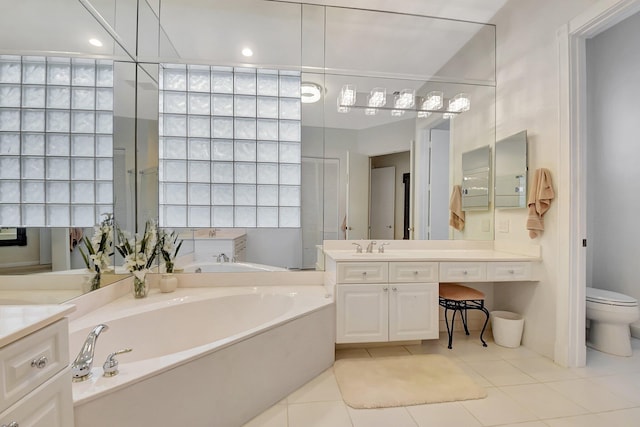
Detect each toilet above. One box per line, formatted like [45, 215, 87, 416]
[586, 287, 639, 356]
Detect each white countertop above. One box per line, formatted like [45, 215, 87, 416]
[324, 249, 540, 262]
[0, 304, 76, 348]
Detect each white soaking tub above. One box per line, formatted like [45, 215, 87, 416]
[181, 261, 287, 273]
[70, 285, 335, 427]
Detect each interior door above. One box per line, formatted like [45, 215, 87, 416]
[346, 151, 370, 240]
[370, 166, 395, 239]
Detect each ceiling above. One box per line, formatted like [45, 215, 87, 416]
[0, 0, 506, 130]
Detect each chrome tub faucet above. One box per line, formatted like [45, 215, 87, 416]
[72, 324, 108, 382]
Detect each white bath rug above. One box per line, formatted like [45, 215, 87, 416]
[333, 354, 487, 409]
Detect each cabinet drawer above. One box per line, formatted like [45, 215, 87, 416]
[0, 319, 69, 414]
[389, 262, 438, 283]
[487, 262, 532, 281]
[337, 262, 388, 283]
[439, 262, 486, 282]
[0, 367, 73, 427]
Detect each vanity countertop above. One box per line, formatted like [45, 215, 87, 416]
[324, 249, 541, 262]
[0, 304, 75, 348]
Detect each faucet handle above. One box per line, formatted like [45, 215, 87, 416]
[352, 242, 362, 253]
[103, 348, 133, 377]
[378, 242, 390, 253]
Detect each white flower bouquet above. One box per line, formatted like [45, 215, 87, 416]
[78, 213, 114, 290]
[157, 229, 183, 273]
[115, 219, 158, 298]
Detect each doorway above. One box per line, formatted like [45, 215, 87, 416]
[561, 0, 640, 367]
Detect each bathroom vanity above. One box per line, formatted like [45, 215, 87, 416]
[323, 240, 540, 344]
[0, 305, 75, 427]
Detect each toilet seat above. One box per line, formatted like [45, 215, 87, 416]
[586, 288, 638, 307]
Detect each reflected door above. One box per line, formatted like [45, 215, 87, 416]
[346, 151, 369, 240]
[370, 166, 395, 239]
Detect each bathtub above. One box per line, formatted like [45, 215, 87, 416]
[181, 261, 287, 273]
[70, 285, 334, 427]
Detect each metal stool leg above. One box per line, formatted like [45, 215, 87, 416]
[443, 306, 455, 349]
[478, 305, 490, 347]
[461, 304, 471, 336]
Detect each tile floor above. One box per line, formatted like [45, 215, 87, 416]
[242, 333, 640, 427]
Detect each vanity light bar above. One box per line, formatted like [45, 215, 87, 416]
[336, 86, 470, 118]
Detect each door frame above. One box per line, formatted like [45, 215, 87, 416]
[558, 0, 640, 367]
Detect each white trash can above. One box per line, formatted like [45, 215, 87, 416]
[491, 311, 524, 348]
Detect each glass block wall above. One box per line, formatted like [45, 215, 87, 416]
[159, 65, 301, 228]
[0, 55, 114, 227]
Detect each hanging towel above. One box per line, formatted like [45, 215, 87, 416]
[526, 168, 555, 238]
[449, 185, 465, 231]
[70, 227, 84, 251]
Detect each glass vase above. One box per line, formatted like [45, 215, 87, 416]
[90, 272, 101, 291]
[133, 274, 149, 298]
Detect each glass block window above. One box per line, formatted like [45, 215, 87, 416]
[0, 55, 114, 227]
[159, 65, 301, 228]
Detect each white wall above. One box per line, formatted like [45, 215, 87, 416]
[586, 11, 640, 303]
[488, 0, 600, 359]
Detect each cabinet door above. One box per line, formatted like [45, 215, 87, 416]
[388, 283, 439, 341]
[0, 368, 74, 427]
[336, 284, 388, 343]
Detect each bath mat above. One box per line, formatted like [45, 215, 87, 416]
[333, 354, 487, 408]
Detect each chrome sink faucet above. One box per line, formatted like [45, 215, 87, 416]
[366, 241, 377, 253]
[72, 324, 108, 382]
[378, 242, 390, 253]
[216, 253, 229, 263]
[352, 242, 362, 253]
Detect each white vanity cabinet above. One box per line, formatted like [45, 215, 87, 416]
[335, 261, 439, 343]
[193, 233, 247, 262]
[0, 313, 74, 427]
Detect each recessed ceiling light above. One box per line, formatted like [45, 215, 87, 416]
[241, 47, 253, 57]
[301, 82, 322, 104]
[89, 38, 103, 47]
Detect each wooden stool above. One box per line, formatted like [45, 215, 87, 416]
[439, 283, 489, 349]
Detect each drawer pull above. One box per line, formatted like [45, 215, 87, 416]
[362, 271, 367, 276]
[463, 270, 468, 275]
[30, 356, 48, 369]
[383, 287, 388, 292]
[2, 422, 19, 427]
[413, 271, 418, 275]
[508, 269, 515, 274]
[392, 287, 398, 291]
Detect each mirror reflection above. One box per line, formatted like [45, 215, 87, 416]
[495, 130, 528, 208]
[0, 0, 497, 303]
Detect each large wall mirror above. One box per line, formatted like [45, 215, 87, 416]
[0, 0, 496, 303]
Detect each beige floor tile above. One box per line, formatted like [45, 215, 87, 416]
[288, 401, 353, 427]
[461, 387, 538, 426]
[404, 340, 455, 357]
[465, 359, 538, 386]
[500, 383, 589, 419]
[347, 406, 417, 427]
[597, 407, 640, 426]
[407, 401, 482, 427]
[545, 413, 609, 427]
[242, 404, 288, 427]
[588, 372, 640, 405]
[545, 378, 636, 412]
[286, 368, 343, 404]
[335, 348, 370, 360]
[366, 345, 411, 357]
[507, 357, 581, 382]
[489, 422, 548, 427]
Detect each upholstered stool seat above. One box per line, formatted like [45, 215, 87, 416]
[439, 283, 490, 349]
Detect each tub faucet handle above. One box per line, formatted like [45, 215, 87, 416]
[103, 348, 133, 377]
